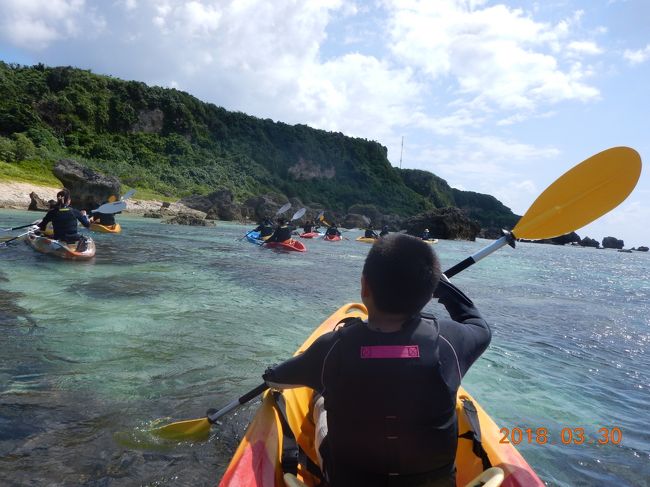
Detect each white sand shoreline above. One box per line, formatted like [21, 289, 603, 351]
[0, 181, 200, 216]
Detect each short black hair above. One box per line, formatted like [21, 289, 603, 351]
[362, 234, 441, 314]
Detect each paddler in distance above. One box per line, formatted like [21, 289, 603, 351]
[263, 234, 491, 486]
[363, 223, 378, 239]
[267, 217, 294, 243]
[252, 217, 275, 240]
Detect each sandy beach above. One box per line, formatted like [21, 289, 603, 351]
[0, 181, 200, 216]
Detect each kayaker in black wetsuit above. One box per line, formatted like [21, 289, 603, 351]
[38, 189, 90, 248]
[267, 218, 294, 243]
[364, 225, 378, 239]
[421, 228, 433, 240]
[325, 224, 341, 238]
[303, 220, 315, 234]
[264, 234, 491, 487]
[379, 224, 389, 237]
[253, 218, 274, 239]
[90, 208, 117, 226]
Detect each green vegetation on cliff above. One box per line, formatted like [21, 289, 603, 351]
[0, 61, 518, 227]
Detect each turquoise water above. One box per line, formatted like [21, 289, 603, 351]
[1, 208, 648, 486]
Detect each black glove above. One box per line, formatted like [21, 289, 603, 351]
[433, 278, 474, 307]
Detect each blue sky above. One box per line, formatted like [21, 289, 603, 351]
[1, 0, 648, 246]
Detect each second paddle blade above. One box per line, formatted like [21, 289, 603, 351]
[152, 417, 211, 441]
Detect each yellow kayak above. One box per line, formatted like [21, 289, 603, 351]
[219, 304, 543, 487]
[90, 223, 122, 234]
[423, 238, 439, 244]
[355, 236, 377, 244]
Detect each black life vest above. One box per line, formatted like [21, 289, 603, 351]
[321, 317, 457, 482]
[47, 207, 83, 241]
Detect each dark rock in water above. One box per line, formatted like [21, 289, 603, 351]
[163, 213, 215, 226]
[28, 192, 52, 211]
[579, 236, 600, 248]
[478, 227, 504, 239]
[633, 246, 649, 252]
[242, 194, 290, 222]
[342, 213, 368, 229]
[530, 232, 581, 245]
[618, 249, 633, 253]
[142, 211, 163, 219]
[602, 236, 624, 249]
[53, 159, 121, 210]
[403, 207, 480, 241]
[347, 204, 383, 225]
[181, 188, 243, 221]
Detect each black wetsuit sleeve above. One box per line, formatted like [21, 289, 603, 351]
[73, 209, 90, 228]
[263, 332, 337, 391]
[435, 280, 491, 377]
[38, 209, 54, 230]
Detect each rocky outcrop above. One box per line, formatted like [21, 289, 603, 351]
[602, 236, 624, 249]
[53, 159, 121, 210]
[28, 192, 53, 211]
[342, 213, 368, 229]
[633, 246, 649, 252]
[580, 236, 600, 248]
[241, 194, 290, 222]
[288, 157, 335, 181]
[547, 232, 581, 245]
[478, 227, 504, 239]
[180, 188, 246, 221]
[403, 207, 480, 241]
[163, 213, 215, 226]
[130, 108, 164, 134]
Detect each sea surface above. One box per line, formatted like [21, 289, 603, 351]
[1, 209, 649, 487]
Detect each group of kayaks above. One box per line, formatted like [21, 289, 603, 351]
[219, 304, 544, 487]
[22, 222, 122, 260]
[245, 230, 346, 252]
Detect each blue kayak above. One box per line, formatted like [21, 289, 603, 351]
[246, 231, 264, 245]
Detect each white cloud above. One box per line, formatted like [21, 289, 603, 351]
[624, 44, 650, 65]
[0, 0, 100, 49]
[385, 0, 601, 111]
[567, 41, 602, 56]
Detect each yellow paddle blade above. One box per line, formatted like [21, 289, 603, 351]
[513, 147, 642, 240]
[108, 195, 118, 203]
[152, 417, 211, 441]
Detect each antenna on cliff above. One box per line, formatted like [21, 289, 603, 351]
[399, 136, 404, 169]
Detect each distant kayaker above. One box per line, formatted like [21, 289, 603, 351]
[267, 217, 294, 243]
[253, 218, 274, 239]
[264, 234, 491, 486]
[363, 224, 378, 239]
[421, 228, 433, 240]
[325, 224, 341, 238]
[379, 224, 389, 237]
[37, 189, 90, 249]
[303, 220, 315, 234]
[90, 203, 117, 226]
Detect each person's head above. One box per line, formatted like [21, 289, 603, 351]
[382, 225, 388, 230]
[361, 234, 441, 315]
[277, 217, 286, 225]
[424, 228, 429, 233]
[56, 189, 71, 207]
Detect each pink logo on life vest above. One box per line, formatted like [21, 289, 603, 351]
[360, 345, 420, 359]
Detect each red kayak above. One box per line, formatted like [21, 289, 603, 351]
[323, 234, 342, 241]
[264, 239, 306, 252]
[299, 232, 322, 239]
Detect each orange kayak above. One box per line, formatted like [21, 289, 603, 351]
[264, 239, 306, 252]
[323, 235, 341, 241]
[25, 233, 96, 260]
[219, 304, 544, 487]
